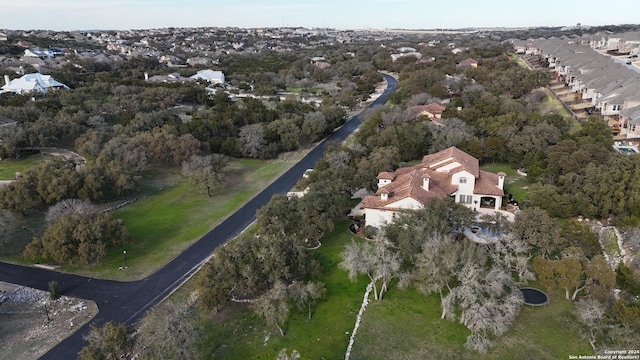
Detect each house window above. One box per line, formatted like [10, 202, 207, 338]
[459, 177, 467, 184]
[613, 104, 621, 111]
[459, 195, 472, 204]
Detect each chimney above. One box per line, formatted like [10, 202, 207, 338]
[144, 72, 149, 81]
[422, 176, 430, 191]
[497, 172, 506, 189]
[380, 188, 390, 201]
[3, 75, 9, 87]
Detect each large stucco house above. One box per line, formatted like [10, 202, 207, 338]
[361, 146, 505, 229]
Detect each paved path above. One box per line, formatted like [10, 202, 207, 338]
[0, 74, 397, 359]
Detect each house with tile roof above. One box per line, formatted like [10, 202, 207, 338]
[458, 58, 478, 68]
[361, 146, 505, 228]
[408, 103, 446, 120]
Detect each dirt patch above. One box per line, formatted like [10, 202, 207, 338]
[0, 282, 98, 360]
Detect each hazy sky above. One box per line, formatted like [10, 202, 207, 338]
[1, 0, 639, 30]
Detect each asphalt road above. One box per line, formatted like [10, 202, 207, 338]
[0, 73, 396, 359]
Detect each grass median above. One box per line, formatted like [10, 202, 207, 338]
[67, 154, 304, 280]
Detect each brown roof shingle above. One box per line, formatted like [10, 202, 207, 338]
[362, 146, 503, 210]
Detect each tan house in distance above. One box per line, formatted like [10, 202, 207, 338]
[408, 103, 446, 120]
[361, 146, 505, 229]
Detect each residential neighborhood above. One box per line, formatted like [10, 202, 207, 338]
[1, 18, 640, 360]
[510, 33, 640, 143]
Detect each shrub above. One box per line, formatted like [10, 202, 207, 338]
[48, 280, 60, 300]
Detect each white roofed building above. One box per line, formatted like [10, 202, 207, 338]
[1, 73, 69, 95]
[189, 69, 225, 85]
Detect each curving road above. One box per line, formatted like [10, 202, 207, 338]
[0, 74, 397, 359]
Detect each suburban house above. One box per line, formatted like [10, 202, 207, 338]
[0, 56, 17, 67]
[458, 58, 479, 68]
[361, 146, 505, 229]
[0, 32, 7, 42]
[145, 72, 192, 83]
[515, 36, 640, 137]
[24, 47, 54, 59]
[189, 69, 225, 84]
[408, 103, 446, 120]
[391, 52, 423, 62]
[1, 73, 69, 94]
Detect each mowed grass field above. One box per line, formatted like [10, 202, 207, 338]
[0, 153, 47, 180]
[349, 284, 593, 360]
[67, 154, 304, 280]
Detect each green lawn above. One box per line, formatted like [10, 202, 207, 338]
[480, 163, 529, 203]
[198, 221, 369, 359]
[350, 283, 593, 360]
[350, 288, 470, 360]
[540, 88, 571, 116]
[0, 153, 47, 180]
[65, 155, 304, 280]
[139, 221, 593, 359]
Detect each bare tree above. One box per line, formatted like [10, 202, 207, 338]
[252, 281, 290, 337]
[339, 239, 400, 301]
[372, 240, 401, 300]
[427, 117, 475, 153]
[239, 123, 266, 158]
[325, 149, 351, 171]
[137, 295, 201, 360]
[451, 263, 523, 353]
[410, 233, 462, 319]
[489, 234, 535, 284]
[406, 93, 441, 106]
[340, 240, 380, 299]
[287, 281, 326, 320]
[576, 298, 607, 352]
[45, 198, 95, 223]
[277, 348, 301, 360]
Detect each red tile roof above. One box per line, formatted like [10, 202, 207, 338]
[421, 146, 479, 177]
[362, 147, 503, 210]
[408, 103, 446, 119]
